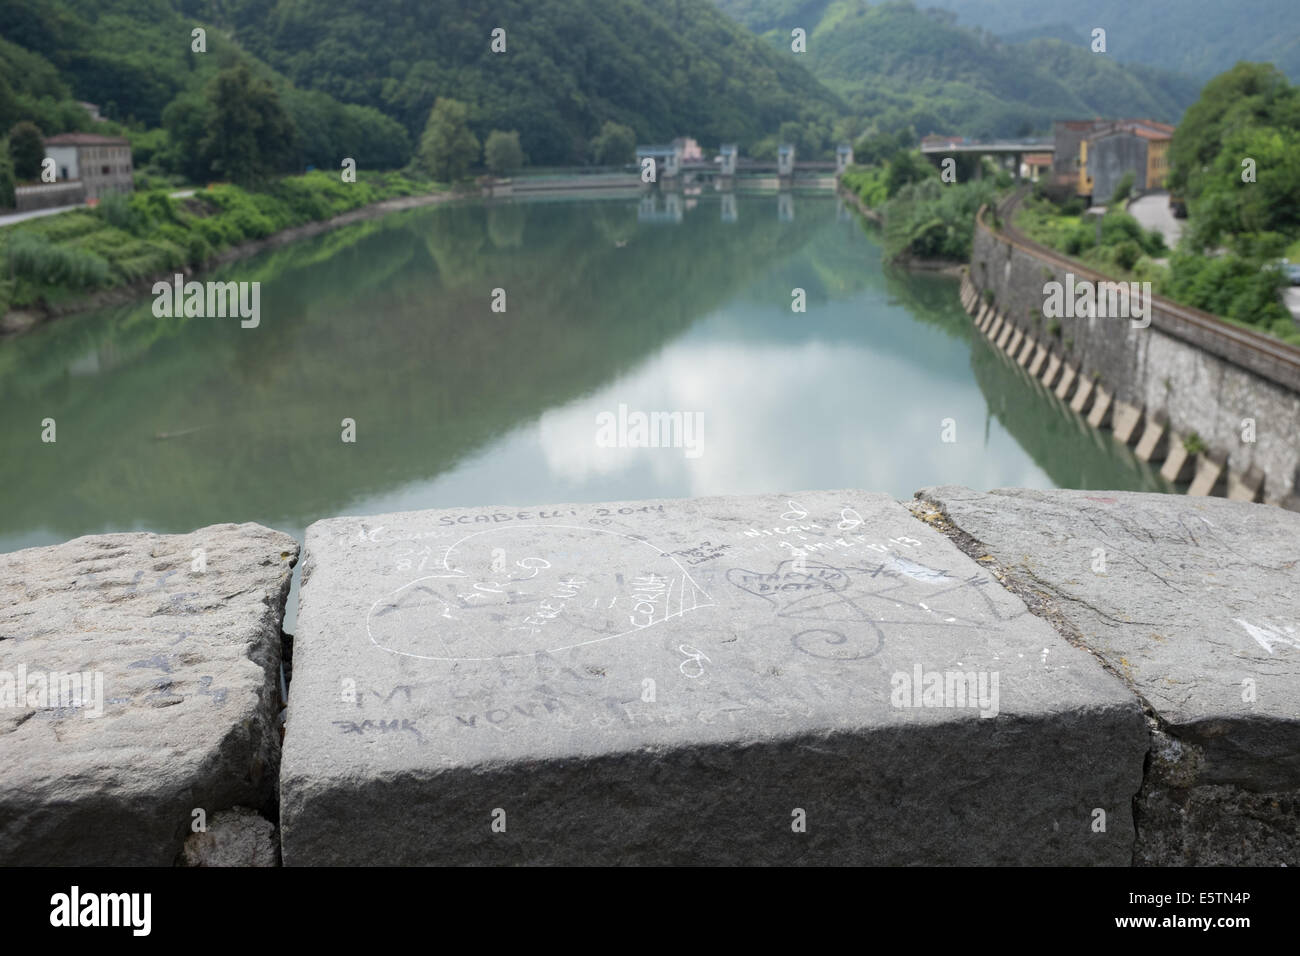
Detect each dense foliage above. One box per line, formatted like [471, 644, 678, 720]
[841, 140, 995, 263]
[1168, 64, 1300, 247]
[419, 99, 481, 182]
[483, 130, 525, 176]
[881, 177, 997, 262]
[0, 171, 436, 315]
[0, 0, 414, 181]
[716, 0, 1198, 140]
[891, 0, 1300, 82]
[195, 0, 846, 166]
[1016, 188, 1296, 345]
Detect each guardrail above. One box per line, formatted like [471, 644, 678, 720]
[976, 188, 1300, 395]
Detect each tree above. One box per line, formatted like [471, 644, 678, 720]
[161, 90, 213, 183]
[885, 148, 936, 197]
[199, 65, 297, 187]
[0, 144, 15, 208]
[419, 98, 479, 182]
[483, 129, 525, 176]
[589, 121, 635, 166]
[9, 121, 44, 181]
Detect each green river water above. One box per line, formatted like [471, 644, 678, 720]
[0, 192, 1169, 624]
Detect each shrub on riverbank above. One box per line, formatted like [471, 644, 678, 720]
[0, 171, 440, 316]
[840, 165, 888, 209]
[882, 178, 996, 262]
[1013, 194, 1297, 343]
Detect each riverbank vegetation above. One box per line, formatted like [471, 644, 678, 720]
[1015, 196, 1166, 277]
[0, 171, 438, 318]
[841, 131, 1001, 263]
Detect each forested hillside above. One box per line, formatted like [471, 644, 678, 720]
[714, 0, 1201, 138]
[912, 0, 1300, 81]
[0, 0, 411, 172]
[0, 0, 846, 173]
[193, 0, 847, 164]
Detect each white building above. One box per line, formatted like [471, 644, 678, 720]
[43, 132, 134, 200]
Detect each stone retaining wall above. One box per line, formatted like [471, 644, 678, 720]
[967, 205, 1300, 508]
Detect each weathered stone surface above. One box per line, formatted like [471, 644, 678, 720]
[1028, 345, 1048, 377]
[1160, 437, 1194, 483]
[1134, 725, 1300, 865]
[1019, 337, 1037, 366]
[1006, 327, 1023, 356]
[918, 486, 1300, 792]
[996, 320, 1014, 349]
[1070, 376, 1095, 414]
[1087, 387, 1113, 429]
[282, 492, 1145, 866]
[1041, 353, 1062, 388]
[1055, 364, 1078, 401]
[180, 806, 279, 866]
[1187, 454, 1226, 497]
[1112, 400, 1144, 445]
[0, 524, 298, 865]
[1227, 466, 1265, 503]
[1134, 416, 1168, 463]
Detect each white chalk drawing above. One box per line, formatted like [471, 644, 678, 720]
[678, 643, 711, 678]
[781, 499, 809, 521]
[367, 525, 713, 662]
[1234, 618, 1300, 654]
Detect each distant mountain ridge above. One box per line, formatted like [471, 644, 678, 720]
[913, 0, 1300, 82]
[712, 0, 1202, 138]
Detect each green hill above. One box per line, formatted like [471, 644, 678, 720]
[1, 0, 845, 171]
[194, 0, 847, 164]
[714, 0, 1201, 138]
[915, 0, 1300, 82]
[0, 0, 412, 170]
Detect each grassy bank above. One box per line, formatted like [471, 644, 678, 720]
[0, 171, 445, 319]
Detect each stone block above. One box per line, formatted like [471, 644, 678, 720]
[1227, 467, 1265, 503]
[281, 493, 1145, 866]
[1006, 328, 1023, 356]
[1134, 417, 1168, 463]
[1187, 455, 1226, 497]
[1087, 387, 1113, 429]
[1111, 401, 1144, 446]
[919, 486, 1300, 794]
[0, 524, 298, 865]
[1041, 354, 1062, 389]
[1161, 438, 1195, 484]
[996, 320, 1014, 350]
[1054, 364, 1077, 401]
[1027, 345, 1048, 377]
[1069, 376, 1095, 415]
